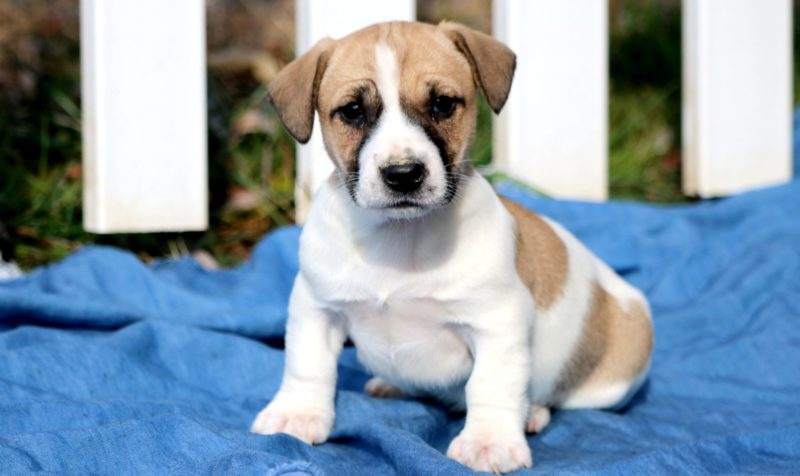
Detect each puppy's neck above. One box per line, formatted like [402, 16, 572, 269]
[318, 169, 493, 271]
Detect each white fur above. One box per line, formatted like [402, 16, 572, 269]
[252, 43, 648, 473]
[562, 376, 644, 409]
[526, 404, 551, 433]
[255, 173, 535, 472]
[354, 44, 448, 217]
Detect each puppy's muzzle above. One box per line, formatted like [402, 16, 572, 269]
[380, 162, 427, 194]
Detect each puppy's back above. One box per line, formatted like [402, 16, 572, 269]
[500, 197, 653, 409]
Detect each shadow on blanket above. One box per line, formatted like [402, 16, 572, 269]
[1, 135, 799, 474]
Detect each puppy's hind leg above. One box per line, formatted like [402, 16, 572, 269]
[525, 404, 551, 433]
[365, 377, 405, 398]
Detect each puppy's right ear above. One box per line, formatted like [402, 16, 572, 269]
[268, 38, 335, 143]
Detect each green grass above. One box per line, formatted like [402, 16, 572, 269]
[610, 87, 684, 202]
[608, 0, 685, 203]
[1, 65, 298, 268]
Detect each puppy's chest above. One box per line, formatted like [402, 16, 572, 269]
[308, 253, 467, 321]
[304, 228, 493, 310]
[299, 196, 518, 388]
[303, 241, 485, 388]
[345, 296, 473, 388]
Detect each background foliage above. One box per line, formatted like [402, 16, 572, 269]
[0, 0, 795, 269]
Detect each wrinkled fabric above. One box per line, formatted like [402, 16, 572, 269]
[2, 144, 800, 475]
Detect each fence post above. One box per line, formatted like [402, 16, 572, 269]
[493, 0, 609, 201]
[81, 0, 207, 233]
[294, 0, 415, 222]
[683, 0, 793, 197]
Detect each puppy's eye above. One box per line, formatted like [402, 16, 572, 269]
[430, 95, 458, 120]
[337, 101, 366, 126]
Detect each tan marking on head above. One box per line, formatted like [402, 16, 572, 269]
[316, 27, 382, 172]
[394, 22, 478, 170]
[269, 21, 517, 179]
[317, 22, 483, 173]
[501, 198, 569, 311]
[553, 282, 654, 404]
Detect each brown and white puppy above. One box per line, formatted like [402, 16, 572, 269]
[250, 21, 653, 473]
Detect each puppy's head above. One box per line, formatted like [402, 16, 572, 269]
[269, 21, 516, 219]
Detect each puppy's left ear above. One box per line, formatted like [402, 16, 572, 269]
[268, 38, 335, 143]
[439, 22, 516, 113]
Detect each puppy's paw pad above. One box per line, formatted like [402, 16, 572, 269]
[365, 377, 405, 398]
[250, 405, 332, 445]
[447, 430, 532, 473]
[525, 405, 551, 433]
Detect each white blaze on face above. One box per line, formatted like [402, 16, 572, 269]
[355, 43, 447, 213]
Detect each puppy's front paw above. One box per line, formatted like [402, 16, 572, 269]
[447, 427, 532, 473]
[250, 401, 333, 445]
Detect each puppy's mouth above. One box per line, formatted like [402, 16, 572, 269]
[381, 199, 425, 209]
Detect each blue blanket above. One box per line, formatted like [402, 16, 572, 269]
[2, 151, 800, 475]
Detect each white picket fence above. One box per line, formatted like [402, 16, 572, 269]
[80, 0, 793, 232]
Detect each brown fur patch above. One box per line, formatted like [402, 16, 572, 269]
[270, 21, 516, 176]
[315, 32, 380, 173]
[500, 198, 569, 311]
[267, 38, 334, 143]
[554, 282, 654, 404]
[316, 22, 480, 174]
[439, 21, 517, 113]
[396, 23, 477, 173]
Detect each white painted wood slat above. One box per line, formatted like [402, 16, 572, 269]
[493, 0, 609, 201]
[683, 0, 793, 197]
[294, 0, 415, 222]
[81, 0, 207, 233]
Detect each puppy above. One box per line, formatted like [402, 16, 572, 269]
[251, 21, 653, 473]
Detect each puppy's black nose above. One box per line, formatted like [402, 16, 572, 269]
[380, 162, 426, 193]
